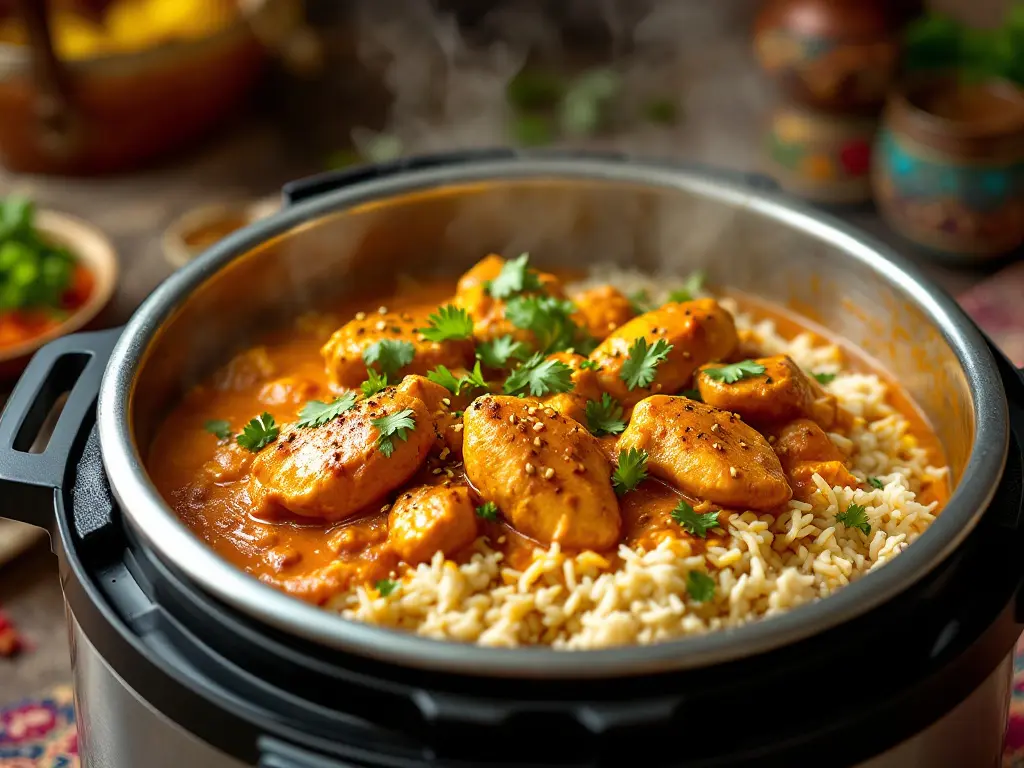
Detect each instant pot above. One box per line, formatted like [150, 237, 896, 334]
[1, 150, 1023, 767]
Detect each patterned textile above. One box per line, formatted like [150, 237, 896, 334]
[0, 686, 77, 768]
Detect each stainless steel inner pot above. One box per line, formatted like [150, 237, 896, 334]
[96, 153, 1009, 679]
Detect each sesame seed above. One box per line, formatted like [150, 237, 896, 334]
[533, 436, 542, 448]
[445, 469, 454, 478]
[375, 320, 387, 331]
[768, 435, 776, 443]
[739, 441, 747, 448]
[355, 311, 367, 320]
[432, 468, 442, 475]
[525, 463, 536, 475]
[712, 442, 722, 450]
[543, 467, 555, 479]
[575, 463, 586, 474]
[729, 466, 739, 478]
[452, 424, 463, 433]
[652, 383, 662, 392]
[497, 536, 507, 544]
[682, 351, 691, 359]
[509, 414, 518, 424]
[439, 447, 450, 460]
[380, 503, 391, 512]
[528, 407, 537, 416]
[544, 408, 556, 418]
[533, 421, 545, 432]
[442, 397, 451, 407]
[711, 423, 720, 432]
[378, 306, 388, 315]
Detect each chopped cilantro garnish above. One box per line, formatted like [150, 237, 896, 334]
[462, 360, 488, 390]
[702, 360, 766, 384]
[505, 294, 580, 353]
[585, 393, 626, 437]
[371, 409, 416, 458]
[670, 500, 719, 538]
[236, 413, 279, 452]
[296, 393, 358, 428]
[427, 365, 465, 394]
[363, 339, 416, 378]
[836, 503, 871, 535]
[204, 419, 232, 441]
[503, 353, 575, 397]
[476, 501, 499, 521]
[619, 337, 673, 390]
[360, 368, 389, 398]
[812, 371, 837, 385]
[680, 389, 702, 401]
[686, 571, 716, 602]
[578, 359, 602, 372]
[667, 270, 707, 303]
[375, 579, 399, 597]
[418, 305, 474, 342]
[476, 335, 528, 368]
[452, 410, 464, 418]
[868, 477, 884, 490]
[612, 448, 648, 495]
[486, 253, 542, 299]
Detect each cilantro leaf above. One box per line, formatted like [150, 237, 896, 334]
[835, 503, 871, 535]
[375, 579, 399, 597]
[667, 270, 707, 303]
[427, 365, 465, 394]
[619, 337, 673, 390]
[476, 501, 500, 521]
[462, 360, 488, 391]
[578, 359, 602, 371]
[361, 368, 389, 398]
[812, 371, 837, 385]
[670, 500, 719, 538]
[505, 294, 580, 354]
[629, 289, 656, 314]
[680, 389, 702, 401]
[702, 360, 766, 384]
[371, 408, 417, 458]
[204, 419, 232, 441]
[296, 392, 358, 428]
[486, 253, 542, 299]
[363, 339, 416, 378]
[476, 335, 528, 368]
[418, 305, 474, 342]
[503, 353, 575, 397]
[686, 571, 716, 603]
[236, 413, 279, 452]
[585, 393, 626, 436]
[612, 448, 648, 495]
[868, 477, 884, 490]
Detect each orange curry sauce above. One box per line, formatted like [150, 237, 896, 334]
[147, 278, 949, 607]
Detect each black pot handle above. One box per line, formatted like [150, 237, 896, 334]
[0, 327, 120, 532]
[281, 147, 779, 206]
[257, 738, 366, 768]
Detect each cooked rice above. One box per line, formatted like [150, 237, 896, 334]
[336, 267, 949, 649]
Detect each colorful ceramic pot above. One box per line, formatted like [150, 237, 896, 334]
[763, 104, 877, 204]
[873, 74, 1024, 259]
[754, 0, 902, 113]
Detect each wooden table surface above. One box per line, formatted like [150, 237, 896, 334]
[0, 91, 1009, 702]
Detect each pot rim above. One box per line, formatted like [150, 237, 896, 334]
[96, 156, 1009, 679]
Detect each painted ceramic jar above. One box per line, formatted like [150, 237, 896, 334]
[873, 75, 1024, 259]
[764, 104, 877, 204]
[754, 0, 903, 113]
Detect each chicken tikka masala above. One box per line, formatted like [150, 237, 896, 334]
[149, 255, 948, 648]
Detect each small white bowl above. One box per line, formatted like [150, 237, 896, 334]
[0, 209, 119, 376]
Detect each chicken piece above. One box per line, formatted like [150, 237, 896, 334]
[571, 285, 636, 341]
[214, 346, 275, 391]
[397, 374, 466, 458]
[201, 440, 255, 484]
[257, 376, 323, 407]
[321, 310, 474, 389]
[696, 354, 845, 430]
[453, 254, 567, 344]
[463, 395, 620, 550]
[618, 395, 791, 511]
[590, 299, 738, 408]
[539, 352, 603, 425]
[771, 419, 859, 502]
[387, 485, 479, 565]
[248, 387, 432, 520]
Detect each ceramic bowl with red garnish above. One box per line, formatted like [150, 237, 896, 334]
[0, 198, 118, 378]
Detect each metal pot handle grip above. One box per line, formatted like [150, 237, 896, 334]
[0, 328, 120, 531]
[281, 147, 779, 206]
